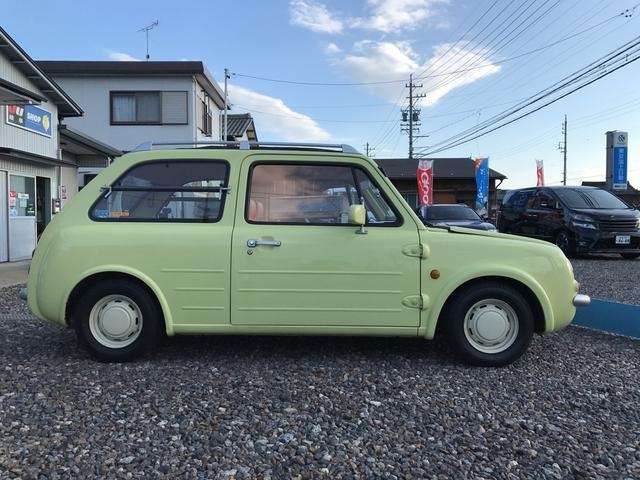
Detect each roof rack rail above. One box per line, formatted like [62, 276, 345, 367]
[132, 140, 360, 154]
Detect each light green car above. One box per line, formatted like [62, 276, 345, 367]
[25, 142, 590, 366]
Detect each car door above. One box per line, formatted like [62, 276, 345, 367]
[230, 154, 421, 328]
[89, 158, 234, 329]
[532, 191, 561, 240]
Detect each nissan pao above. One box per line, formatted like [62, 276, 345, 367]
[26, 142, 589, 366]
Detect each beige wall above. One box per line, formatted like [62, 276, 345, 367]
[59, 164, 78, 208]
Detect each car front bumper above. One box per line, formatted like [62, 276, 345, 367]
[574, 229, 640, 254]
[573, 294, 591, 307]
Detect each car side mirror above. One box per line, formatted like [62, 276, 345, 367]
[348, 204, 367, 234]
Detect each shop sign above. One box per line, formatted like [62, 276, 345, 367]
[6, 104, 52, 137]
[612, 132, 628, 190]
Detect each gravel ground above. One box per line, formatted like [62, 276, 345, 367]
[571, 255, 640, 305]
[1, 285, 639, 479]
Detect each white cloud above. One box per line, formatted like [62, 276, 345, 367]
[337, 40, 499, 105]
[351, 0, 448, 33]
[290, 0, 344, 34]
[107, 51, 140, 61]
[324, 42, 342, 54]
[227, 84, 331, 141]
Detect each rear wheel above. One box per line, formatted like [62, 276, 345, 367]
[443, 282, 535, 367]
[73, 279, 162, 361]
[621, 253, 640, 260]
[555, 230, 576, 257]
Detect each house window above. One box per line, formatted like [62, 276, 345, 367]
[110, 91, 188, 125]
[200, 99, 212, 136]
[91, 160, 229, 222]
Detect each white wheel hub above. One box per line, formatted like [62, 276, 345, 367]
[463, 298, 519, 354]
[89, 295, 143, 349]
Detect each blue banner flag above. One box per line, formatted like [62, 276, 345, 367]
[474, 157, 489, 217]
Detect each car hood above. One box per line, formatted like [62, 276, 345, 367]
[434, 220, 495, 230]
[442, 225, 554, 246]
[571, 208, 640, 220]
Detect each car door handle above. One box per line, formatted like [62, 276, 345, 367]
[247, 239, 282, 248]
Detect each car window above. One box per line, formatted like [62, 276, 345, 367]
[423, 205, 480, 221]
[505, 190, 534, 210]
[246, 163, 399, 225]
[532, 193, 556, 210]
[91, 160, 229, 222]
[555, 188, 629, 209]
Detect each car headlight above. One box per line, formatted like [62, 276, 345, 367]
[572, 214, 597, 229]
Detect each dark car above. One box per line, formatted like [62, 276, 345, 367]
[497, 186, 640, 258]
[416, 204, 496, 231]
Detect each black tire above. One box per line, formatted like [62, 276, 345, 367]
[621, 253, 640, 260]
[72, 279, 162, 362]
[555, 230, 576, 257]
[442, 281, 535, 367]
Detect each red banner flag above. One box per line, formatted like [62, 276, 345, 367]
[417, 159, 434, 207]
[536, 159, 545, 186]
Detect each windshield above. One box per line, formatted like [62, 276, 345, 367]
[555, 188, 629, 209]
[422, 205, 481, 221]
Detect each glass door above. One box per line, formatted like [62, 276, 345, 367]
[8, 174, 36, 261]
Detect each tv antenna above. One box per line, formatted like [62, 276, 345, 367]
[137, 20, 159, 60]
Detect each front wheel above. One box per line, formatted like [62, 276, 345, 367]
[443, 282, 535, 367]
[73, 279, 162, 361]
[555, 230, 576, 257]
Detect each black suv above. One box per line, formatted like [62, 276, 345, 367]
[497, 186, 640, 258]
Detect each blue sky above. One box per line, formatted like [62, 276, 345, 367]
[4, 0, 640, 188]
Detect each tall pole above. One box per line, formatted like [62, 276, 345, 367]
[402, 73, 425, 160]
[408, 73, 414, 160]
[563, 115, 568, 185]
[364, 142, 375, 157]
[223, 68, 229, 142]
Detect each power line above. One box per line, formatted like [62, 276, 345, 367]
[418, 35, 640, 156]
[431, 0, 636, 114]
[230, 6, 630, 88]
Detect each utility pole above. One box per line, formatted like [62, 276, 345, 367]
[364, 142, 375, 157]
[137, 21, 159, 61]
[223, 68, 230, 141]
[558, 115, 567, 185]
[401, 73, 426, 159]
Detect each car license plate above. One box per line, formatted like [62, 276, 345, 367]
[616, 235, 631, 245]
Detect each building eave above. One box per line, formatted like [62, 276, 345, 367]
[0, 27, 83, 117]
[59, 125, 123, 157]
[0, 146, 76, 167]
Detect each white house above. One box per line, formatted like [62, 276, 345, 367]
[38, 61, 227, 153]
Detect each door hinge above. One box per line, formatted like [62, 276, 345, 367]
[402, 243, 430, 259]
[401, 294, 429, 310]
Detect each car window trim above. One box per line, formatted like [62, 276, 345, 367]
[244, 160, 404, 227]
[89, 158, 231, 223]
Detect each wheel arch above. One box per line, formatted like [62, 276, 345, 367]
[423, 272, 552, 339]
[63, 267, 174, 336]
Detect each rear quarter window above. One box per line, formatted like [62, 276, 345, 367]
[90, 160, 229, 222]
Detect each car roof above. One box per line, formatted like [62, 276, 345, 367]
[427, 203, 472, 207]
